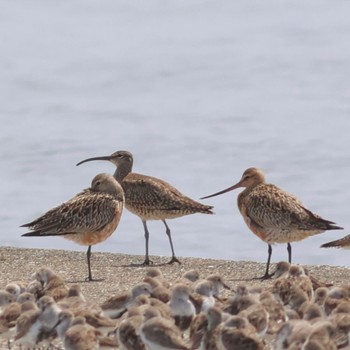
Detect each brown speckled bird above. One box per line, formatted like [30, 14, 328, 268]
[321, 234, 350, 250]
[21, 173, 124, 281]
[77, 150, 213, 265]
[201, 167, 342, 279]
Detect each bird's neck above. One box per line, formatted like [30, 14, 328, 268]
[114, 163, 132, 182]
[237, 183, 262, 207]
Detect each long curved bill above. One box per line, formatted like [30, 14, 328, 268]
[200, 182, 241, 199]
[76, 155, 112, 166]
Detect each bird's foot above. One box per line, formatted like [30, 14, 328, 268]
[85, 276, 104, 282]
[259, 273, 274, 281]
[167, 256, 181, 265]
[250, 272, 273, 281]
[129, 258, 154, 267]
[141, 258, 154, 266]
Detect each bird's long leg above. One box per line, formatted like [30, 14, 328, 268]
[85, 245, 103, 281]
[163, 220, 181, 264]
[142, 220, 153, 265]
[86, 245, 93, 281]
[287, 243, 292, 263]
[260, 244, 273, 280]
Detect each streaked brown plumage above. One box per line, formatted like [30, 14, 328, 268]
[201, 167, 342, 279]
[21, 173, 124, 281]
[118, 312, 146, 350]
[219, 327, 265, 350]
[77, 150, 213, 265]
[64, 316, 101, 350]
[321, 234, 350, 250]
[140, 315, 189, 350]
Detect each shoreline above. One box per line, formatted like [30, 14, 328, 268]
[1, 246, 349, 304]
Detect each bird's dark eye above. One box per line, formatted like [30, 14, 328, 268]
[95, 181, 101, 186]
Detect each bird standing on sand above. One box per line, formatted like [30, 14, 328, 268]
[77, 150, 213, 265]
[21, 173, 124, 281]
[201, 167, 342, 279]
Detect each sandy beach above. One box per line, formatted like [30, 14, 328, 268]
[1, 246, 350, 349]
[0, 247, 346, 299]
[1, 246, 349, 300]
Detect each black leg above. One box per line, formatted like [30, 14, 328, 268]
[85, 245, 103, 281]
[287, 243, 292, 263]
[86, 245, 92, 281]
[260, 244, 273, 280]
[163, 220, 181, 264]
[142, 220, 153, 265]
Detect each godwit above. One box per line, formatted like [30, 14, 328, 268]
[21, 173, 124, 281]
[77, 150, 213, 265]
[201, 167, 343, 279]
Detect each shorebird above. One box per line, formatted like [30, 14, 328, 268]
[201, 167, 343, 279]
[21, 173, 124, 281]
[219, 326, 265, 350]
[0, 291, 15, 313]
[118, 309, 146, 350]
[275, 319, 313, 350]
[191, 280, 216, 313]
[169, 283, 196, 331]
[140, 312, 189, 350]
[100, 282, 152, 318]
[37, 295, 61, 331]
[321, 234, 350, 251]
[0, 301, 22, 348]
[14, 299, 57, 348]
[5, 282, 26, 298]
[205, 274, 231, 297]
[54, 310, 74, 342]
[14, 308, 42, 347]
[259, 291, 287, 334]
[63, 316, 101, 350]
[77, 150, 214, 265]
[33, 267, 69, 301]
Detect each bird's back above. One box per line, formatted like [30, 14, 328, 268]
[21, 189, 123, 245]
[238, 183, 342, 244]
[321, 234, 350, 249]
[64, 323, 99, 350]
[122, 172, 213, 220]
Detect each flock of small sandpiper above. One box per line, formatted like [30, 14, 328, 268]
[6, 149, 350, 348]
[1, 263, 350, 349]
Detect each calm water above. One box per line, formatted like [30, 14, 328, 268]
[1, 0, 350, 267]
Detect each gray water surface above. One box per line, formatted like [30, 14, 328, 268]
[1, 0, 350, 267]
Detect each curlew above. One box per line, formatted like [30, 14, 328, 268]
[201, 167, 342, 279]
[21, 173, 124, 281]
[77, 150, 213, 265]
